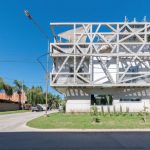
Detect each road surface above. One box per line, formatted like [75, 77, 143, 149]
[0, 132, 150, 150]
[0, 111, 54, 132]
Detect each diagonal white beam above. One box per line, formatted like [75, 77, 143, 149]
[76, 56, 85, 72]
[96, 56, 114, 83]
[106, 24, 117, 32]
[77, 74, 90, 83]
[121, 73, 150, 83]
[52, 56, 70, 83]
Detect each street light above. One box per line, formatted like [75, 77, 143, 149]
[24, 9, 49, 116]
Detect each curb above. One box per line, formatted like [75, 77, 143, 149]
[24, 125, 150, 132]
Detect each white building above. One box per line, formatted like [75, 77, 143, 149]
[50, 20, 150, 112]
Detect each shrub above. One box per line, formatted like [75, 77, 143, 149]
[93, 116, 101, 123]
[91, 104, 101, 123]
[90, 104, 98, 116]
[62, 105, 66, 113]
[95, 116, 101, 123]
[101, 105, 104, 115]
[107, 106, 110, 114]
[137, 112, 143, 116]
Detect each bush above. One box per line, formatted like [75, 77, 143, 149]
[107, 106, 110, 114]
[63, 105, 66, 112]
[93, 116, 101, 123]
[95, 116, 101, 123]
[91, 104, 101, 123]
[101, 105, 104, 115]
[90, 104, 98, 116]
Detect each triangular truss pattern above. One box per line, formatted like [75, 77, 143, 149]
[50, 22, 150, 86]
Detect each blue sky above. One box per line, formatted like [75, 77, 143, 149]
[0, 0, 149, 96]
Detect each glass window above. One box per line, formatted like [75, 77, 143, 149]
[91, 95, 113, 105]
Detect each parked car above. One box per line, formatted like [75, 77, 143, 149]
[31, 104, 49, 112]
[31, 106, 39, 112]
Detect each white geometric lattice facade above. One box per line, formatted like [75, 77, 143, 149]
[50, 22, 150, 87]
[50, 22, 150, 112]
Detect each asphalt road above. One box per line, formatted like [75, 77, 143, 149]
[0, 132, 150, 150]
[1, 112, 150, 149]
[0, 111, 51, 132]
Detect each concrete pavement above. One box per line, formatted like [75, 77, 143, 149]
[0, 110, 57, 132]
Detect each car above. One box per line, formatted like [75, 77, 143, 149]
[31, 106, 39, 112]
[31, 104, 48, 112]
[38, 104, 49, 111]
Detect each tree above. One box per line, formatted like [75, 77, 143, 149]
[13, 80, 23, 109]
[0, 77, 4, 91]
[26, 86, 45, 105]
[3, 84, 13, 96]
[26, 85, 62, 108]
[0, 77, 13, 97]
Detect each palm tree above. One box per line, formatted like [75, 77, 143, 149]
[0, 77, 13, 97]
[13, 80, 23, 109]
[27, 86, 44, 105]
[3, 84, 13, 96]
[0, 77, 4, 91]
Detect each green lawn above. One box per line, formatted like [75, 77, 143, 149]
[27, 112, 150, 129]
[0, 110, 30, 115]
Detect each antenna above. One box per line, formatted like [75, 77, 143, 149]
[124, 16, 128, 22]
[133, 17, 136, 22]
[143, 16, 147, 22]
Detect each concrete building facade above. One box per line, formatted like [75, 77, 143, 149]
[50, 20, 150, 112]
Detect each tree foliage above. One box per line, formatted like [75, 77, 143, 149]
[26, 86, 62, 108]
[0, 77, 13, 96]
[0, 77, 62, 108]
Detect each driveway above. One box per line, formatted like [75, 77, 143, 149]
[0, 110, 56, 132]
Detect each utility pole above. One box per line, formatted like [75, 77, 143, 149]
[45, 40, 49, 116]
[21, 80, 24, 109]
[24, 9, 49, 116]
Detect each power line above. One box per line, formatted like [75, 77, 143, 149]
[0, 60, 37, 63]
[2, 76, 46, 84]
[0, 59, 50, 63]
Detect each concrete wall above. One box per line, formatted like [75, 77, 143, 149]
[96, 99, 150, 112]
[0, 103, 19, 111]
[66, 99, 150, 113]
[64, 87, 150, 113]
[66, 99, 91, 112]
[65, 88, 91, 112]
